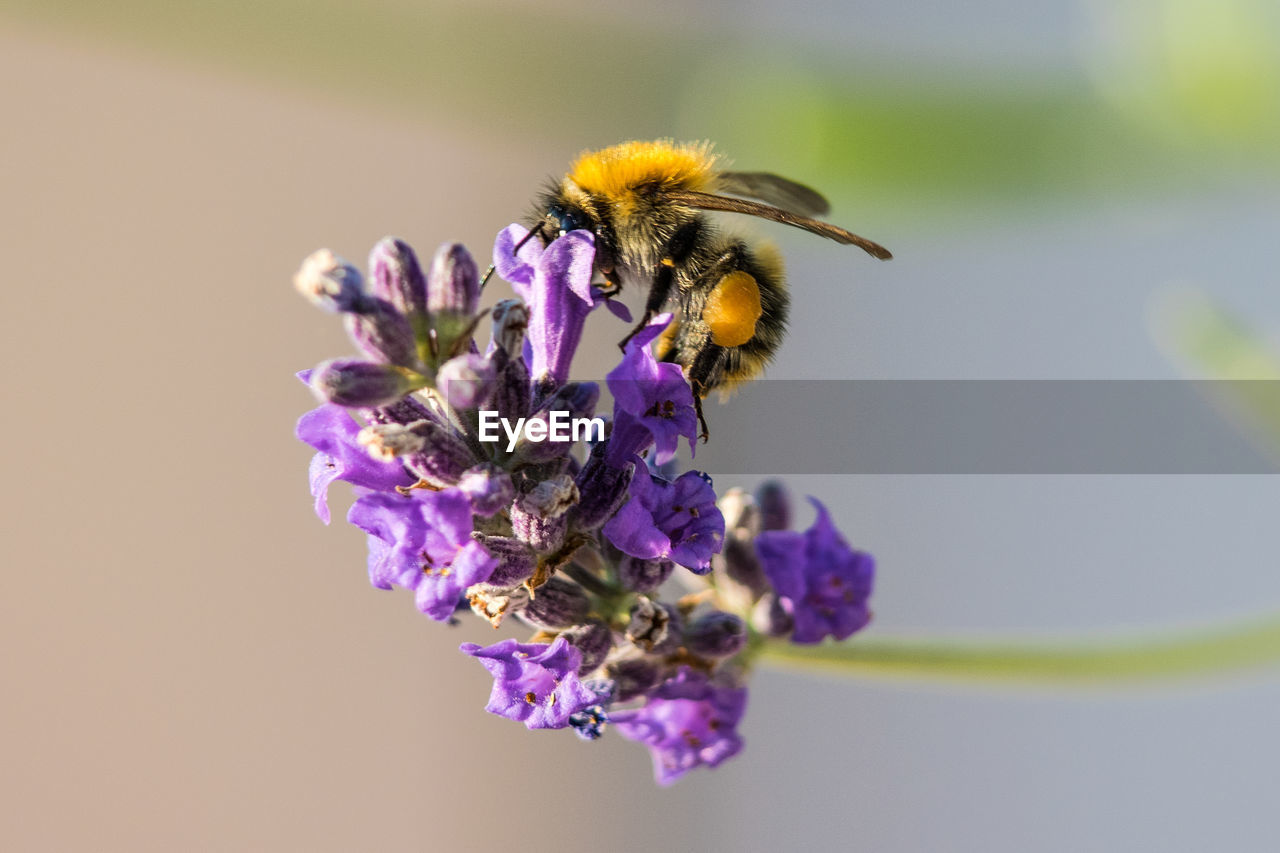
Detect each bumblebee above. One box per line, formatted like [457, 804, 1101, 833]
[525, 140, 891, 438]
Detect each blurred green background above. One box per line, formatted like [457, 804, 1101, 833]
[2, 1, 1279, 851]
[8, 0, 1280, 214]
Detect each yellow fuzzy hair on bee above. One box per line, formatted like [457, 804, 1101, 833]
[568, 140, 719, 203]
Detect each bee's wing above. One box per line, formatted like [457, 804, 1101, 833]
[669, 190, 892, 260]
[715, 172, 831, 218]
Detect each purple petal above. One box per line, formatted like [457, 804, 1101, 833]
[492, 224, 543, 294]
[297, 405, 412, 521]
[603, 296, 633, 323]
[416, 489, 476, 550]
[527, 231, 597, 386]
[460, 637, 595, 729]
[604, 313, 699, 464]
[754, 530, 806, 600]
[364, 535, 397, 590]
[307, 453, 342, 524]
[603, 497, 669, 560]
[611, 668, 748, 785]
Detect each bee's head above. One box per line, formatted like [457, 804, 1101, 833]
[528, 186, 616, 274]
[545, 201, 592, 238]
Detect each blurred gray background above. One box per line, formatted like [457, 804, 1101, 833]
[2, 0, 1279, 850]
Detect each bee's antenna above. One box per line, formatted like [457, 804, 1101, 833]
[480, 222, 546, 290]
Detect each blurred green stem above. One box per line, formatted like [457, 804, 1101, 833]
[758, 614, 1280, 687]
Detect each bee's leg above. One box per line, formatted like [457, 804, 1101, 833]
[618, 220, 703, 350]
[693, 395, 710, 443]
[687, 343, 727, 443]
[594, 273, 622, 298]
[593, 228, 622, 297]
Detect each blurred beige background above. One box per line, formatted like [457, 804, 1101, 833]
[4, 2, 1280, 851]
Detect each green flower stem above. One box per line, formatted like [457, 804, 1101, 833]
[757, 613, 1280, 688]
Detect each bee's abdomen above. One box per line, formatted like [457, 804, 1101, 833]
[666, 238, 789, 393]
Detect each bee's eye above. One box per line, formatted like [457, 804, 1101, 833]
[548, 204, 590, 237]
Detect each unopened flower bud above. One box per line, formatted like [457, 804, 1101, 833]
[368, 237, 428, 321]
[520, 577, 591, 629]
[436, 353, 497, 410]
[711, 488, 768, 606]
[357, 421, 420, 460]
[510, 504, 568, 552]
[718, 488, 760, 537]
[490, 299, 527, 356]
[616, 556, 674, 593]
[457, 464, 515, 517]
[488, 347, 532, 426]
[625, 596, 682, 654]
[309, 359, 421, 408]
[371, 392, 438, 427]
[404, 442, 476, 486]
[344, 297, 418, 367]
[605, 658, 662, 703]
[751, 592, 794, 638]
[427, 242, 480, 316]
[517, 473, 579, 520]
[293, 249, 365, 312]
[358, 419, 476, 484]
[467, 582, 529, 628]
[684, 611, 748, 659]
[562, 620, 614, 676]
[756, 480, 792, 531]
[716, 537, 769, 603]
[472, 535, 537, 587]
[570, 446, 634, 531]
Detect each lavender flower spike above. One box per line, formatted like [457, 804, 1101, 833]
[294, 230, 883, 786]
[460, 636, 601, 729]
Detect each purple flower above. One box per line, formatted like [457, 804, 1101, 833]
[492, 225, 596, 387]
[605, 312, 698, 466]
[491, 224, 544, 293]
[347, 489, 497, 620]
[459, 636, 601, 729]
[295, 403, 413, 524]
[492, 225, 632, 388]
[603, 465, 725, 573]
[755, 498, 874, 644]
[611, 668, 747, 786]
[493, 225, 631, 322]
